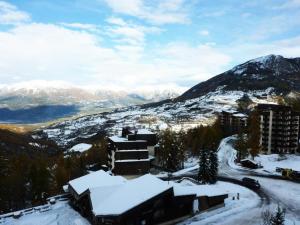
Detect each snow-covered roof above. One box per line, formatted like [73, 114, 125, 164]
[116, 149, 148, 152]
[240, 158, 258, 165]
[109, 135, 147, 143]
[233, 113, 248, 118]
[90, 174, 172, 216]
[115, 158, 151, 163]
[69, 143, 92, 153]
[173, 182, 227, 197]
[136, 129, 154, 135]
[68, 170, 126, 196]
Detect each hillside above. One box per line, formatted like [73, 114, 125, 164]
[32, 54, 300, 147]
[0, 129, 62, 156]
[179, 55, 300, 101]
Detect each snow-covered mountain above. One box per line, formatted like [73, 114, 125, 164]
[179, 54, 300, 101]
[0, 81, 183, 123]
[0, 80, 182, 108]
[33, 54, 300, 147]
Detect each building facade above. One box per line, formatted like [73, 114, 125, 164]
[219, 110, 248, 134]
[257, 104, 300, 154]
[107, 128, 158, 175]
[67, 172, 228, 225]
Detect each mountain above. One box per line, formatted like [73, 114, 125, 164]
[32, 54, 300, 147]
[0, 80, 183, 124]
[179, 54, 300, 101]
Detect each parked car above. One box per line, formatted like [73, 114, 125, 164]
[242, 177, 260, 190]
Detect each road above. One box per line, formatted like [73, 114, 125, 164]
[174, 136, 300, 224]
[216, 136, 300, 224]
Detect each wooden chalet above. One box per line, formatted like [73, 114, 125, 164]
[66, 171, 228, 225]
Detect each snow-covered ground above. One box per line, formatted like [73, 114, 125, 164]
[38, 89, 277, 147]
[177, 179, 261, 225]
[1, 202, 89, 225]
[217, 136, 300, 225]
[255, 154, 300, 173]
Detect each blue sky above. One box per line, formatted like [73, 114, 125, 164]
[0, 0, 300, 91]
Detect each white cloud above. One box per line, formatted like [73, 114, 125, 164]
[105, 17, 162, 49]
[0, 22, 233, 90]
[199, 29, 210, 36]
[223, 35, 300, 65]
[0, 1, 30, 25]
[103, 0, 190, 24]
[273, 0, 300, 9]
[60, 23, 101, 33]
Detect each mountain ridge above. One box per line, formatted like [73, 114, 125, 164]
[178, 54, 300, 101]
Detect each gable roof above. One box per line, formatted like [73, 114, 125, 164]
[90, 174, 172, 216]
[68, 170, 126, 197]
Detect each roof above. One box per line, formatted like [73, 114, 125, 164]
[233, 113, 248, 118]
[68, 170, 126, 196]
[172, 181, 228, 197]
[136, 129, 154, 135]
[69, 143, 92, 153]
[109, 135, 147, 143]
[90, 174, 172, 216]
[115, 158, 151, 163]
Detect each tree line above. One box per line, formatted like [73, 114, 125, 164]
[0, 139, 107, 214]
[157, 120, 223, 184]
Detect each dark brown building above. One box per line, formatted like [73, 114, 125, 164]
[66, 171, 228, 225]
[257, 104, 300, 154]
[107, 129, 158, 175]
[219, 110, 248, 134]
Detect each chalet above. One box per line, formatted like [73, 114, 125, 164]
[107, 128, 158, 176]
[240, 159, 261, 169]
[257, 104, 300, 154]
[66, 171, 228, 225]
[67, 170, 126, 217]
[219, 110, 248, 135]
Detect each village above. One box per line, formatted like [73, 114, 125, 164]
[1, 103, 300, 225]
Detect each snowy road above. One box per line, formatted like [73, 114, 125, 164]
[217, 136, 300, 225]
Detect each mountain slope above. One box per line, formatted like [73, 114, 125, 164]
[33, 54, 300, 147]
[179, 55, 300, 101]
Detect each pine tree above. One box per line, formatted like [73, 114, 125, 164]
[270, 205, 285, 225]
[235, 130, 248, 161]
[208, 149, 218, 184]
[158, 129, 185, 171]
[248, 110, 261, 159]
[198, 149, 210, 184]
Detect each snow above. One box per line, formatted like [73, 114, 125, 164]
[216, 136, 300, 224]
[68, 170, 126, 196]
[90, 174, 171, 216]
[39, 88, 278, 147]
[69, 143, 92, 153]
[1, 202, 90, 225]
[255, 154, 300, 173]
[176, 180, 260, 225]
[173, 180, 243, 198]
[115, 158, 151, 162]
[137, 129, 154, 134]
[109, 136, 147, 143]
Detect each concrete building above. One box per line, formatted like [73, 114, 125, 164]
[107, 128, 158, 175]
[219, 110, 248, 134]
[257, 104, 300, 154]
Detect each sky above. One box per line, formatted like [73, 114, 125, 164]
[0, 0, 300, 92]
